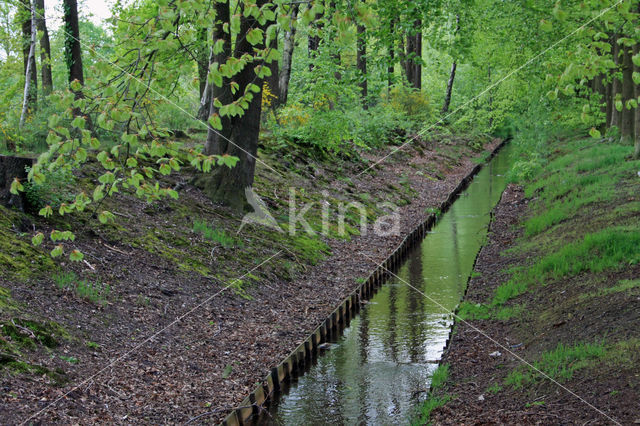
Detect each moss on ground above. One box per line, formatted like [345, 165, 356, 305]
[0, 206, 54, 280]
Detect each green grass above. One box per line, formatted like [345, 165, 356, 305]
[521, 142, 635, 236]
[193, 220, 243, 248]
[53, 271, 111, 305]
[412, 364, 451, 425]
[505, 342, 606, 389]
[457, 301, 523, 321]
[53, 271, 76, 289]
[486, 382, 502, 394]
[493, 228, 640, 306]
[579, 279, 640, 301]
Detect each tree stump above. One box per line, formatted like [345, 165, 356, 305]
[0, 155, 35, 211]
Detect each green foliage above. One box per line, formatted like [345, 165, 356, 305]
[384, 85, 433, 124]
[23, 166, 76, 211]
[193, 220, 243, 248]
[269, 90, 422, 160]
[53, 271, 76, 289]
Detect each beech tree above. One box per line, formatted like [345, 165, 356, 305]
[198, 0, 277, 209]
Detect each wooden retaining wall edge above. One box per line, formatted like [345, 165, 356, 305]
[219, 139, 507, 425]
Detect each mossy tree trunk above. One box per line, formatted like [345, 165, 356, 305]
[308, 5, 323, 72]
[199, 0, 270, 210]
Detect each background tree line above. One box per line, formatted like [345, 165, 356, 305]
[1, 0, 639, 260]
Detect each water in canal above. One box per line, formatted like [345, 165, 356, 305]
[267, 144, 515, 425]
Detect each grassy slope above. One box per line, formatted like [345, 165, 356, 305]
[421, 137, 640, 424]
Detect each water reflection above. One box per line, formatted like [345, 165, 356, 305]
[267, 145, 514, 425]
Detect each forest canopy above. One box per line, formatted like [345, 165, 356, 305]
[1, 0, 639, 261]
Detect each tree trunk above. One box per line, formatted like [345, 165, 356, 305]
[442, 15, 459, 115]
[0, 155, 34, 211]
[196, 27, 209, 100]
[593, 73, 606, 133]
[404, 20, 422, 90]
[404, 30, 415, 87]
[442, 61, 457, 114]
[35, 0, 52, 95]
[329, 2, 341, 81]
[413, 21, 422, 90]
[197, 48, 213, 121]
[20, 0, 37, 128]
[399, 34, 406, 81]
[278, 4, 298, 105]
[20, 0, 37, 118]
[63, 0, 84, 86]
[204, 0, 233, 155]
[200, 0, 272, 210]
[634, 42, 640, 159]
[386, 19, 395, 90]
[308, 5, 323, 71]
[265, 31, 281, 107]
[609, 34, 622, 130]
[620, 42, 634, 143]
[356, 22, 367, 109]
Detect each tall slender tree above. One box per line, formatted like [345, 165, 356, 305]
[278, 3, 298, 105]
[441, 15, 460, 115]
[308, 2, 323, 71]
[404, 20, 422, 89]
[609, 34, 622, 129]
[63, 0, 84, 87]
[196, 27, 209, 101]
[19, 0, 37, 128]
[356, 19, 367, 108]
[634, 42, 640, 159]
[20, 0, 37, 116]
[35, 0, 52, 95]
[619, 42, 635, 143]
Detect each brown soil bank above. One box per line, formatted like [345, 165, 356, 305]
[0, 134, 497, 424]
[427, 137, 640, 425]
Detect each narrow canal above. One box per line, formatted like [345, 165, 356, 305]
[266, 144, 515, 425]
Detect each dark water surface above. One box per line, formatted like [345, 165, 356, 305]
[266, 144, 515, 425]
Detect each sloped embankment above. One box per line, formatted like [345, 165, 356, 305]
[424, 137, 640, 424]
[0, 135, 497, 423]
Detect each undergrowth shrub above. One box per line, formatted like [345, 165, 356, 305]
[382, 85, 433, 123]
[269, 87, 429, 160]
[23, 166, 76, 211]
